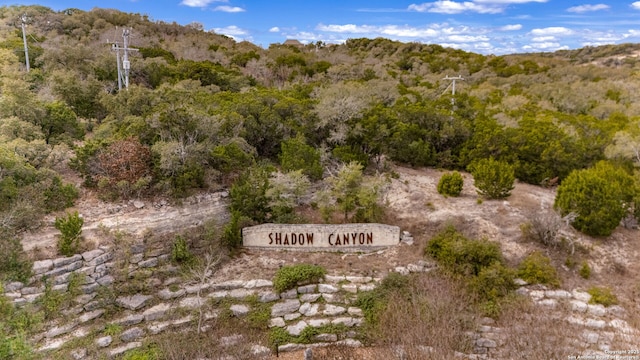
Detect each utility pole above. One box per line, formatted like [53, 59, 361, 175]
[20, 14, 30, 72]
[443, 75, 464, 101]
[110, 28, 138, 90]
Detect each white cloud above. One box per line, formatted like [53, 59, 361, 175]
[212, 25, 248, 36]
[632, 2, 640, 10]
[499, 24, 522, 31]
[567, 4, 609, 13]
[213, 6, 245, 13]
[408, 1, 503, 14]
[181, 0, 226, 7]
[380, 25, 440, 37]
[446, 34, 490, 42]
[532, 36, 555, 42]
[530, 27, 574, 36]
[522, 42, 567, 51]
[624, 29, 640, 38]
[316, 24, 374, 34]
[269, 27, 280, 33]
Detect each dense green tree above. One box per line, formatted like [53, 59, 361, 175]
[279, 135, 323, 180]
[229, 164, 274, 223]
[42, 101, 84, 144]
[554, 161, 638, 236]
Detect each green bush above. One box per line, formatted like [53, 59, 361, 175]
[517, 252, 560, 288]
[272, 264, 326, 293]
[268, 327, 291, 347]
[425, 225, 504, 277]
[554, 161, 638, 236]
[468, 157, 515, 199]
[43, 176, 79, 212]
[0, 285, 39, 360]
[579, 261, 591, 279]
[222, 211, 253, 251]
[171, 235, 194, 266]
[587, 287, 618, 307]
[54, 211, 84, 256]
[279, 135, 323, 181]
[437, 171, 464, 197]
[470, 262, 516, 302]
[0, 237, 32, 283]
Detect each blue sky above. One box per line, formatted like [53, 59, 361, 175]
[5, 0, 640, 54]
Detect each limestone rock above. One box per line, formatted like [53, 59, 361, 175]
[284, 312, 301, 321]
[143, 302, 172, 321]
[299, 302, 319, 317]
[287, 320, 308, 336]
[179, 296, 205, 309]
[323, 304, 346, 316]
[587, 304, 606, 317]
[120, 327, 144, 342]
[298, 285, 316, 294]
[70, 348, 87, 359]
[109, 342, 142, 357]
[79, 309, 104, 323]
[280, 288, 298, 299]
[300, 293, 321, 303]
[158, 288, 185, 300]
[33, 259, 53, 275]
[81, 249, 104, 262]
[271, 299, 300, 317]
[251, 344, 271, 356]
[4, 282, 24, 292]
[318, 284, 338, 293]
[258, 290, 280, 303]
[269, 317, 285, 328]
[116, 294, 153, 310]
[230, 304, 250, 317]
[114, 314, 145, 326]
[138, 258, 158, 268]
[244, 279, 273, 288]
[314, 333, 338, 342]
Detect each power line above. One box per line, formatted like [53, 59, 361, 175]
[442, 75, 465, 108]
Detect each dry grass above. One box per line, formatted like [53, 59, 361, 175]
[358, 272, 479, 360]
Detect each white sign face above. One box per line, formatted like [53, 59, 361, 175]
[242, 223, 400, 252]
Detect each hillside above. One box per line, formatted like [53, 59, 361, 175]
[1, 4, 640, 360]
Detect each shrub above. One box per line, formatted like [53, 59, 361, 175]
[425, 225, 504, 277]
[43, 176, 79, 212]
[517, 252, 560, 288]
[268, 327, 291, 347]
[470, 262, 516, 302]
[554, 161, 638, 236]
[279, 135, 323, 181]
[437, 171, 464, 197]
[171, 235, 194, 266]
[54, 211, 83, 256]
[0, 237, 32, 283]
[272, 264, 326, 293]
[468, 157, 515, 199]
[587, 287, 618, 307]
[222, 211, 253, 251]
[579, 261, 591, 279]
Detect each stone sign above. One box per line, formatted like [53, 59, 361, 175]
[242, 223, 400, 252]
